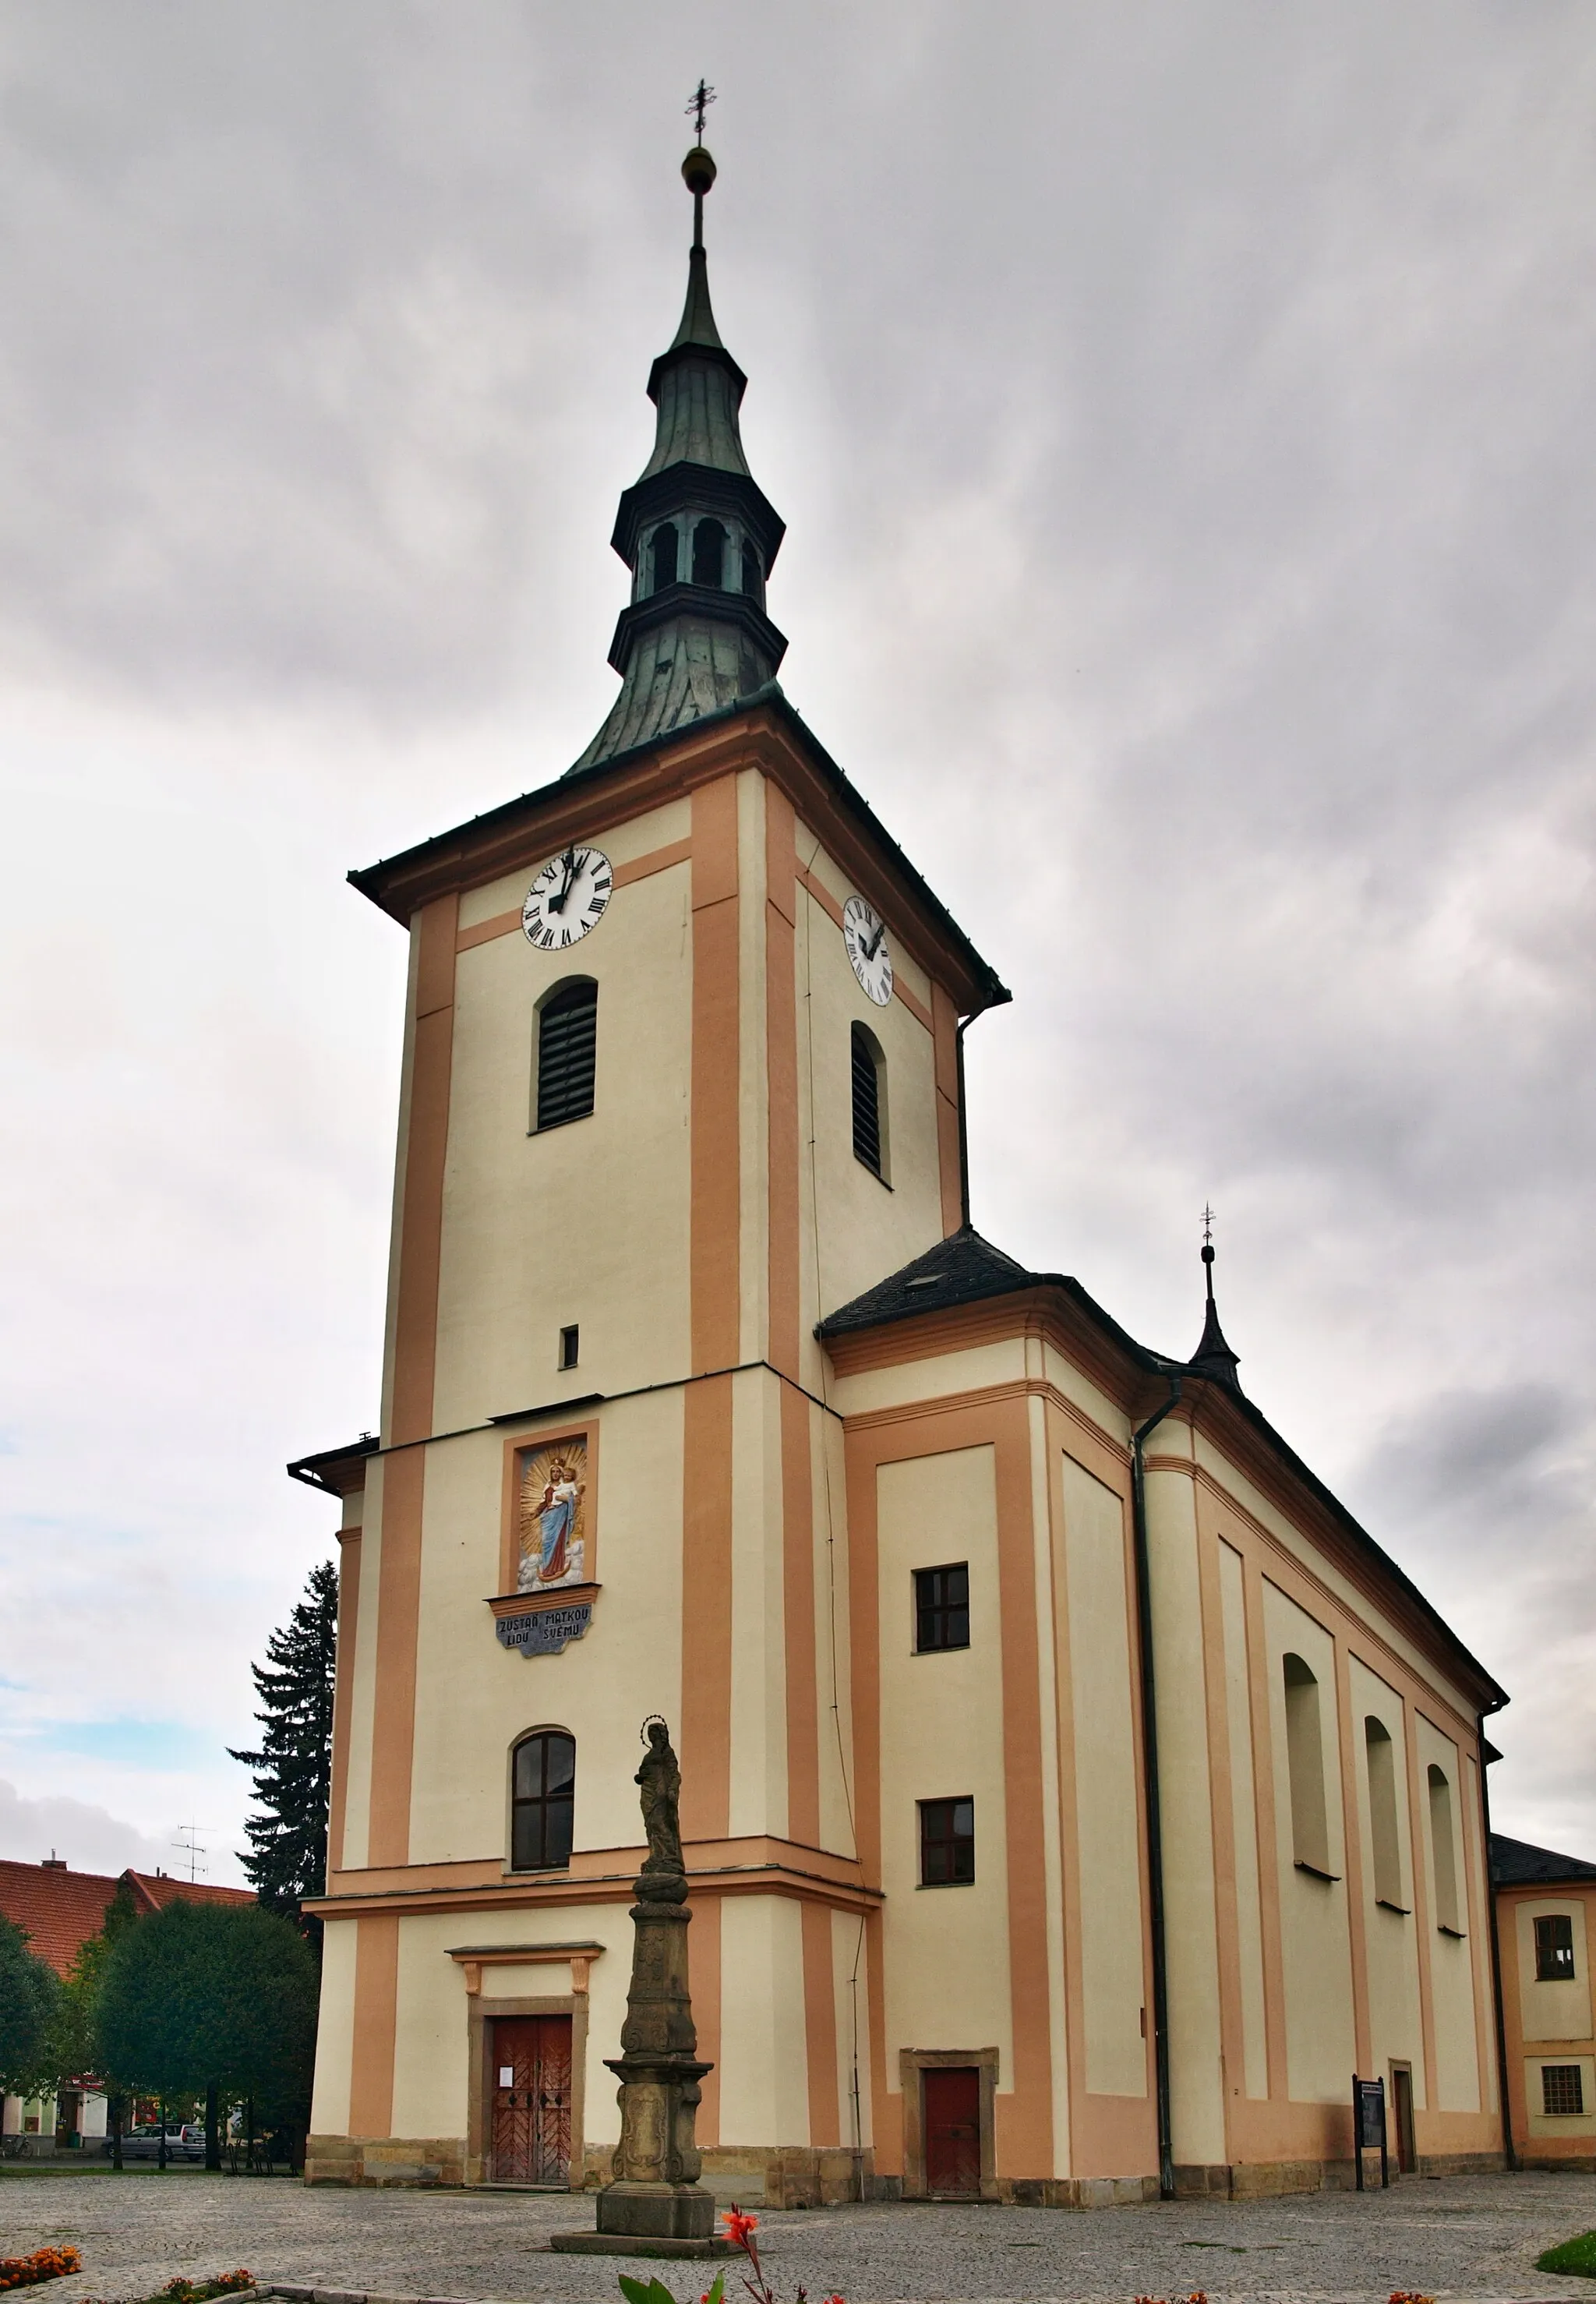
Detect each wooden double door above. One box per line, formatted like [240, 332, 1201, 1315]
[923, 2065, 982, 2196]
[489, 2015, 572, 2186]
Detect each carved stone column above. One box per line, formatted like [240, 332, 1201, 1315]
[553, 1722, 727, 2257]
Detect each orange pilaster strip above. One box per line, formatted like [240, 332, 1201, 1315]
[368, 1447, 425, 1868]
[348, 1912, 401, 2138]
[390, 893, 457, 1445]
[765, 783, 801, 1380]
[680, 1374, 735, 1844]
[690, 779, 740, 1373]
[931, 983, 963, 1236]
[692, 1891, 723, 2145]
[801, 1899, 841, 2147]
[782, 1383, 821, 1847]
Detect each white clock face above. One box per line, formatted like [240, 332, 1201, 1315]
[842, 894, 894, 1007]
[522, 846, 613, 951]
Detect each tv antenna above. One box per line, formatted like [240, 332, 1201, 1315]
[171, 1821, 214, 1883]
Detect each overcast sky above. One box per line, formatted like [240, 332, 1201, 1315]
[1, 3, 1591, 1888]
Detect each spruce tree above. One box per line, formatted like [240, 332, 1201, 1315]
[229, 1560, 337, 1942]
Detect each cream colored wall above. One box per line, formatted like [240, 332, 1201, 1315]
[1061, 1452, 1146, 2098]
[405, 1390, 686, 1866]
[719, 1896, 812, 2144]
[1217, 1541, 1269, 2100]
[1516, 1897, 1594, 2044]
[433, 853, 693, 1430]
[1414, 1715, 1481, 2113]
[1526, 2054, 1596, 2140]
[1347, 1656, 1425, 2104]
[831, 1338, 1026, 1422]
[1260, 1581, 1356, 2103]
[793, 836, 947, 1396]
[309, 1918, 358, 2133]
[1031, 1398, 1072, 2174]
[876, 1447, 1014, 2090]
[812, 1405, 857, 1859]
[339, 1465, 384, 1872]
[1145, 1467, 1225, 2164]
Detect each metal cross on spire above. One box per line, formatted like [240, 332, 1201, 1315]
[1201, 1202, 1215, 1249]
[686, 78, 716, 142]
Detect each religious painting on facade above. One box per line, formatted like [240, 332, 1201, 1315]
[517, 1438, 589, 1592]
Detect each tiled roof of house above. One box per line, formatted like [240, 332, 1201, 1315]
[1490, 1832, 1596, 1887]
[0, 1859, 252, 1977]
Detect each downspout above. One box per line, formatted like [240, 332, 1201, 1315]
[1478, 1714, 1516, 2171]
[955, 1019, 972, 1227]
[1132, 1369, 1184, 2200]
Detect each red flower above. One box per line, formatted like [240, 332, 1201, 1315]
[722, 2210, 759, 2249]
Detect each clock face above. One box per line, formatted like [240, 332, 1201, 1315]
[842, 894, 894, 1007]
[522, 846, 613, 951]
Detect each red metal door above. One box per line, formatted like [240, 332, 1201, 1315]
[923, 2065, 981, 2196]
[489, 2016, 572, 2185]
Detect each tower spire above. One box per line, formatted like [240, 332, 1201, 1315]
[572, 106, 787, 774]
[1187, 1205, 1242, 1392]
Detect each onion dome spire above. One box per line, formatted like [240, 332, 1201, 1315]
[573, 124, 787, 772]
[1188, 1206, 1242, 1393]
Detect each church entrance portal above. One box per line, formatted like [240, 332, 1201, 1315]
[489, 2016, 572, 2186]
[923, 2065, 982, 2196]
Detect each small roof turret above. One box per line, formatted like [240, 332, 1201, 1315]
[1187, 1212, 1242, 1393]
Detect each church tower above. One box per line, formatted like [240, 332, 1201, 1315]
[296, 138, 1506, 2207]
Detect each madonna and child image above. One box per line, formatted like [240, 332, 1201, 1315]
[517, 1438, 588, 1592]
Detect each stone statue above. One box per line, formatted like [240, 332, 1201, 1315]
[636, 1718, 684, 1878]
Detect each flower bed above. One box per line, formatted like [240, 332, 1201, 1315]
[0, 2250, 82, 2293]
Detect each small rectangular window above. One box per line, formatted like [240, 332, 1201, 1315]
[1541, 2063, 1585, 2116]
[920, 1797, 975, 1885]
[915, 1564, 969, 1653]
[559, 1324, 580, 1370]
[1535, 1914, 1577, 1981]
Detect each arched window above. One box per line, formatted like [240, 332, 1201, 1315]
[1427, 1763, 1463, 1933]
[740, 539, 763, 604]
[1365, 1716, 1405, 1910]
[535, 978, 598, 1131]
[691, 518, 726, 588]
[511, 1730, 575, 1871]
[649, 523, 679, 593]
[1283, 1652, 1331, 1876]
[851, 1022, 887, 1179]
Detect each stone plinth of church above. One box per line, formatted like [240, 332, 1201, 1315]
[553, 1722, 728, 2258]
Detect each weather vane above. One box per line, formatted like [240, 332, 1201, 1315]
[686, 79, 715, 142]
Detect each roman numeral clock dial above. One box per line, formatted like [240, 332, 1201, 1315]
[521, 846, 613, 950]
[843, 894, 894, 1006]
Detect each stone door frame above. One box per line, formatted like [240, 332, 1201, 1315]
[898, 2046, 1000, 2201]
[468, 1993, 588, 2189]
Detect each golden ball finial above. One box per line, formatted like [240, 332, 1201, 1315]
[682, 145, 717, 197]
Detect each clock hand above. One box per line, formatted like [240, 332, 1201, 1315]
[864, 919, 886, 961]
[549, 850, 579, 916]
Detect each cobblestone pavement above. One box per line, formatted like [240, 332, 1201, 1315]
[3, 2168, 1596, 2303]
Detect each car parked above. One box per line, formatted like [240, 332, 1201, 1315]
[108, 2123, 204, 2162]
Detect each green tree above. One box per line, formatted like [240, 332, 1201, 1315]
[228, 1560, 337, 1942]
[0, 1916, 61, 2099]
[95, 1902, 318, 2164]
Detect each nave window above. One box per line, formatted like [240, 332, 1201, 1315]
[511, 1730, 575, 1871]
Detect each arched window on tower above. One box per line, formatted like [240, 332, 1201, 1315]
[510, 1729, 575, 1871]
[1282, 1652, 1332, 1876]
[692, 518, 727, 588]
[1427, 1763, 1463, 1934]
[740, 539, 764, 605]
[1364, 1716, 1406, 1910]
[535, 978, 598, 1131]
[649, 523, 679, 593]
[851, 1022, 888, 1180]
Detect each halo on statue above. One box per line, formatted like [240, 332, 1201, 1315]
[640, 1712, 669, 1744]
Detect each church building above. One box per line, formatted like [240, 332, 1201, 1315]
[295, 141, 1509, 2203]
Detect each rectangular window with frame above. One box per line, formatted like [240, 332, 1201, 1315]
[920, 1797, 975, 1885]
[915, 1564, 969, 1653]
[1541, 2063, 1585, 2116]
[1535, 1914, 1577, 1981]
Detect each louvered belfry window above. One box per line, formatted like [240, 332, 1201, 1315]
[851, 1022, 883, 1175]
[536, 979, 598, 1131]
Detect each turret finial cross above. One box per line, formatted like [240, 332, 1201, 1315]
[1201, 1202, 1215, 1249]
[686, 79, 715, 142]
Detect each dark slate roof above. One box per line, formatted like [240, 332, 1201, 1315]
[817, 1223, 1508, 1712]
[815, 1224, 1155, 1372]
[287, 1432, 379, 1497]
[1491, 1832, 1596, 1886]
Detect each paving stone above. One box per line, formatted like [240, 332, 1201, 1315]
[2, 2166, 1595, 2302]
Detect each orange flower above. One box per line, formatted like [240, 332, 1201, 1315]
[722, 2210, 759, 2249]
